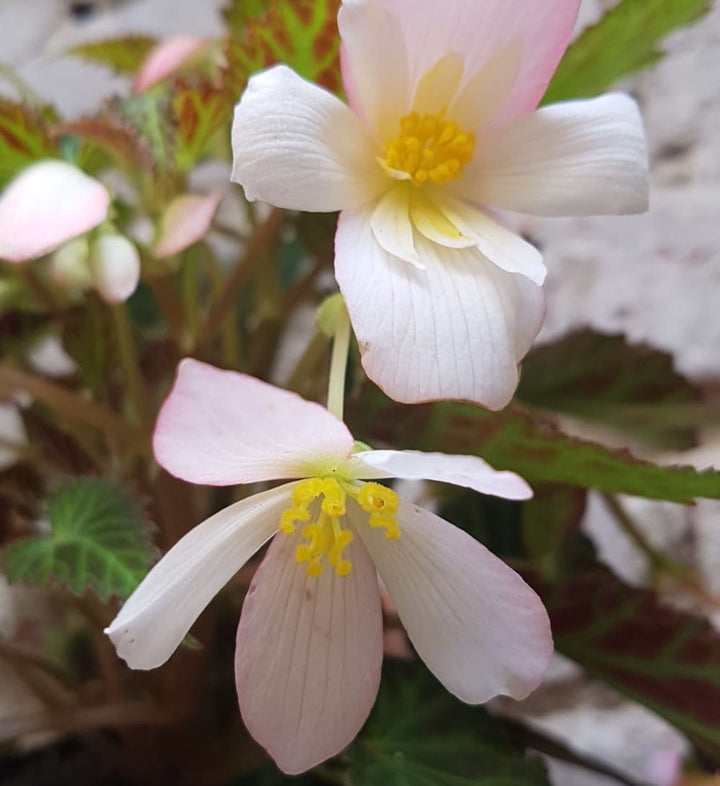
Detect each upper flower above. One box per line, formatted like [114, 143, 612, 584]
[106, 359, 552, 773]
[231, 0, 648, 409]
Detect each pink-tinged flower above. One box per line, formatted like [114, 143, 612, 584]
[134, 36, 209, 93]
[0, 160, 110, 263]
[106, 359, 552, 774]
[152, 191, 224, 259]
[231, 0, 648, 410]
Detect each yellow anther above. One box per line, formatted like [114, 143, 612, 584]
[379, 111, 475, 188]
[280, 477, 401, 578]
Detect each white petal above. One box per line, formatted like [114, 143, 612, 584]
[409, 190, 477, 249]
[105, 485, 291, 670]
[235, 524, 382, 774]
[370, 187, 421, 268]
[433, 194, 546, 285]
[335, 207, 545, 409]
[455, 93, 649, 217]
[344, 450, 532, 500]
[231, 65, 384, 212]
[354, 501, 553, 702]
[338, 0, 411, 141]
[154, 359, 354, 486]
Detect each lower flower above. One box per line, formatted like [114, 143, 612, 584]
[105, 359, 552, 773]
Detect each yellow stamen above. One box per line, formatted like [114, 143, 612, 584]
[380, 111, 475, 188]
[279, 477, 401, 578]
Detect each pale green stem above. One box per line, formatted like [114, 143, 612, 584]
[326, 308, 351, 421]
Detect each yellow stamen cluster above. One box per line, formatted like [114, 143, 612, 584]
[380, 111, 476, 188]
[279, 477, 401, 578]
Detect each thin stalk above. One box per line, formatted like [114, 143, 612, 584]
[111, 303, 150, 426]
[327, 307, 351, 421]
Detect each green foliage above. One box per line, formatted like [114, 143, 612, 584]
[0, 99, 58, 186]
[349, 662, 551, 785]
[517, 329, 701, 449]
[352, 394, 720, 503]
[4, 477, 154, 599]
[172, 79, 231, 170]
[68, 36, 158, 75]
[544, 0, 712, 103]
[224, 0, 343, 97]
[544, 561, 720, 758]
[222, 0, 273, 32]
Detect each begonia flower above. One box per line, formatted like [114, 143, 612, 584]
[106, 359, 552, 773]
[0, 160, 110, 263]
[231, 0, 648, 410]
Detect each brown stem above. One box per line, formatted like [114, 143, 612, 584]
[0, 364, 148, 453]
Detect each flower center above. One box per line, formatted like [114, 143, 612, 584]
[279, 477, 400, 578]
[380, 111, 476, 188]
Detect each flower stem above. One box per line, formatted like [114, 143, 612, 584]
[327, 305, 351, 421]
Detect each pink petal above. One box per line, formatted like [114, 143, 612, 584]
[369, 0, 580, 123]
[134, 36, 208, 93]
[153, 359, 355, 486]
[345, 450, 532, 500]
[354, 500, 553, 702]
[153, 191, 223, 259]
[235, 524, 382, 774]
[454, 93, 649, 217]
[91, 234, 141, 303]
[0, 160, 110, 263]
[338, 0, 411, 141]
[106, 484, 291, 670]
[334, 206, 545, 409]
[231, 65, 384, 211]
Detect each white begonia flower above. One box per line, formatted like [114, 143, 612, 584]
[106, 359, 553, 774]
[231, 0, 648, 410]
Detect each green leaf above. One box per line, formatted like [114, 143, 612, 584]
[544, 0, 712, 103]
[3, 477, 154, 599]
[350, 662, 550, 785]
[517, 330, 701, 450]
[68, 36, 158, 75]
[0, 99, 58, 186]
[350, 393, 720, 503]
[544, 561, 720, 759]
[222, 0, 273, 33]
[224, 0, 343, 97]
[172, 79, 232, 170]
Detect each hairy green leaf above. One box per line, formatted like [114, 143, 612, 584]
[518, 330, 701, 449]
[350, 662, 550, 785]
[4, 477, 154, 599]
[172, 79, 232, 169]
[222, 0, 273, 33]
[351, 394, 720, 503]
[68, 36, 158, 75]
[0, 99, 58, 186]
[544, 0, 712, 103]
[545, 562, 720, 759]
